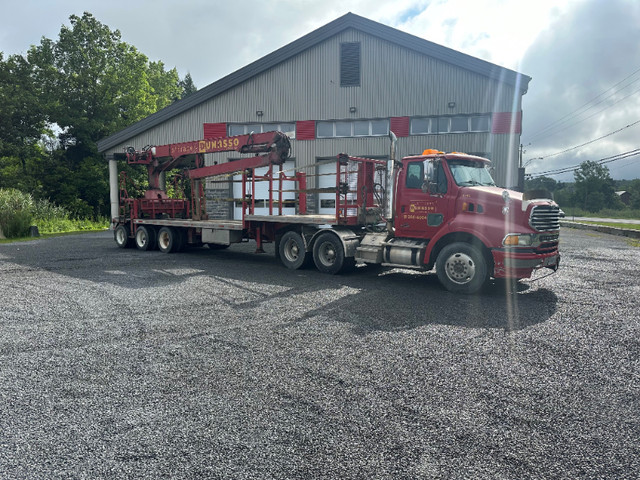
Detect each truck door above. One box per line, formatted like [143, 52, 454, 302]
[395, 159, 451, 240]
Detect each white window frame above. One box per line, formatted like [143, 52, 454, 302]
[410, 114, 491, 135]
[228, 122, 296, 137]
[316, 119, 390, 138]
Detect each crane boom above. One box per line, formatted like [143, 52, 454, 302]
[123, 131, 291, 190]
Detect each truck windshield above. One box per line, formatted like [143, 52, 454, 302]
[448, 160, 496, 187]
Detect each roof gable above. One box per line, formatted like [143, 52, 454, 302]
[98, 12, 531, 152]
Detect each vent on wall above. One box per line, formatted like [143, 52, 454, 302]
[340, 42, 361, 87]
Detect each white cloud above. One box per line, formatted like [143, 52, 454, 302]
[1, 0, 638, 179]
[521, 0, 640, 180]
[393, 0, 577, 71]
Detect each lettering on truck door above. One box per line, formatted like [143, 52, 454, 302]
[395, 159, 451, 240]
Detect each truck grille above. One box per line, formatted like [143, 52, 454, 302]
[530, 205, 560, 231]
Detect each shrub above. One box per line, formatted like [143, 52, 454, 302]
[0, 189, 34, 238]
[31, 197, 70, 222]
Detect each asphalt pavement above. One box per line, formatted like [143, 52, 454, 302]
[0, 228, 638, 479]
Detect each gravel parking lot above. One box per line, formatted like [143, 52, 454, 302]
[0, 228, 638, 479]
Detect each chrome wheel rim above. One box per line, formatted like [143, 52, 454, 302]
[444, 252, 475, 285]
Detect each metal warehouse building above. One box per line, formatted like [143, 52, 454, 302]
[98, 12, 531, 222]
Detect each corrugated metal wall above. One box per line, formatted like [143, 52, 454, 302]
[105, 28, 524, 188]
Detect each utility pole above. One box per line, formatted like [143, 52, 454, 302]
[519, 144, 523, 168]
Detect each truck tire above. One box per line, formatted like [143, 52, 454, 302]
[114, 225, 132, 248]
[279, 231, 310, 269]
[157, 227, 179, 253]
[135, 225, 156, 251]
[313, 232, 351, 274]
[436, 242, 487, 294]
[173, 228, 186, 252]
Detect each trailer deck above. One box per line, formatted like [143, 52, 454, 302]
[244, 214, 337, 225]
[133, 218, 244, 230]
[133, 214, 339, 230]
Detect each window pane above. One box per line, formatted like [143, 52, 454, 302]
[436, 117, 449, 133]
[317, 121, 333, 138]
[406, 162, 424, 189]
[371, 119, 388, 135]
[228, 124, 245, 136]
[354, 121, 369, 136]
[411, 118, 429, 134]
[450, 117, 468, 132]
[279, 123, 295, 134]
[262, 124, 277, 133]
[335, 121, 352, 137]
[470, 116, 489, 132]
[247, 124, 262, 134]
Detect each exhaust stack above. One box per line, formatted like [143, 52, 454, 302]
[385, 131, 398, 232]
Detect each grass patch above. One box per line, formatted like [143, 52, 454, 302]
[35, 216, 109, 234]
[561, 207, 640, 220]
[577, 221, 640, 231]
[0, 228, 108, 244]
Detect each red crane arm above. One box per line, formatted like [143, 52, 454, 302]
[124, 131, 291, 188]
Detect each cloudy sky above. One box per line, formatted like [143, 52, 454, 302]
[1, 0, 639, 181]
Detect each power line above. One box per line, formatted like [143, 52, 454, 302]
[526, 149, 640, 178]
[523, 118, 640, 166]
[525, 65, 640, 143]
[530, 84, 640, 146]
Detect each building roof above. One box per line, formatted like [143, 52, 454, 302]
[98, 12, 531, 153]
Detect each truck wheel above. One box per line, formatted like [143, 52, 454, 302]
[313, 232, 348, 274]
[135, 225, 156, 251]
[114, 225, 132, 248]
[436, 242, 487, 294]
[157, 227, 178, 253]
[279, 231, 310, 269]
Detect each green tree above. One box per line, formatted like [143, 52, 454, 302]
[179, 72, 197, 99]
[525, 176, 558, 193]
[573, 160, 620, 212]
[627, 178, 640, 209]
[0, 52, 49, 193]
[24, 12, 190, 215]
[148, 61, 182, 110]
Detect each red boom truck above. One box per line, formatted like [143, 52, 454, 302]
[113, 131, 560, 293]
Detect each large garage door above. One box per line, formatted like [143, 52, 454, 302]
[233, 160, 296, 219]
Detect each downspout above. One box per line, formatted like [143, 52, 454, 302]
[385, 131, 398, 233]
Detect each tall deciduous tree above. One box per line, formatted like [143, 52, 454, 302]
[0, 52, 48, 193]
[23, 12, 195, 216]
[573, 160, 619, 212]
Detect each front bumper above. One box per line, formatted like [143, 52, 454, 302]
[491, 248, 560, 279]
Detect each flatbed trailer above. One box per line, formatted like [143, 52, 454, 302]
[114, 131, 561, 293]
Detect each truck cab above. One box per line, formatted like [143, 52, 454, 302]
[387, 150, 560, 292]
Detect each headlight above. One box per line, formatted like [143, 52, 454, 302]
[503, 234, 536, 246]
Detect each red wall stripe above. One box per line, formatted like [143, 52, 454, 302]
[491, 112, 522, 134]
[203, 123, 227, 139]
[296, 120, 316, 140]
[390, 117, 410, 137]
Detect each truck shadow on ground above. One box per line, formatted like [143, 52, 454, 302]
[292, 267, 558, 333]
[1, 233, 558, 333]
